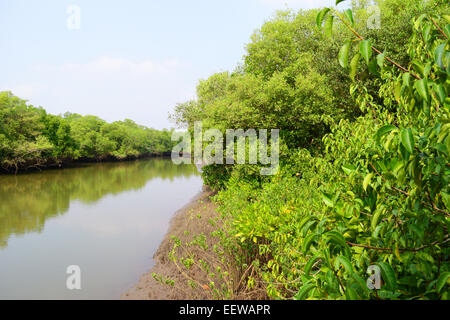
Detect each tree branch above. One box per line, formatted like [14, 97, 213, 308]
[347, 235, 450, 253]
[430, 17, 448, 39]
[333, 10, 421, 80]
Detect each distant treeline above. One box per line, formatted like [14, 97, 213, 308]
[0, 91, 176, 173]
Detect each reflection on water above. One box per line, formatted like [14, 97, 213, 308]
[0, 158, 202, 299]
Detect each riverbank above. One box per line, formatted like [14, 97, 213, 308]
[121, 187, 223, 300]
[0, 152, 178, 175]
[121, 184, 271, 300]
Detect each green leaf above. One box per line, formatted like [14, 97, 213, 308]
[433, 143, 448, 156]
[423, 61, 431, 78]
[415, 79, 429, 102]
[303, 233, 317, 254]
[324, 14, 334, 38]
[338, 40, 351, 68]
[342, 163, 356, 175]
[376, 52, 385, 68]
[433, 83, 446, 105]
[294, 282, 315, 300]
[412, 60, 425, 77]
[422, 23, 432, 43]
[446, 52, 450, 74]
[352, 273, 369, 293]
[335, 255, 353, 273]
[434, 42, 446, 70]
[344, 9, 354, 27]
[377, 262, 397, 290]
[325, 230, 347, 247]
[375, 125, 397, 143]
[371, 207, 382, 231]
[322, 193, 334, 207]
[444, 24, 450, 38]
[368, 58, 379, 75]
[336, 0, 346, 5]
[402, 73, 411, 90]
[350, 53, 360, 81]
[363, 173, 373, 191]
[401, 128, 415, 154]
[302, 220, 317, 236]
[414, 14, 426, 30]
[442, 192, 450, 211]
[345, 286, 359, 300]
[316, 8, 330, 29]
[436, 271, 450, 293]
[304, 256, 321, 276]
[394, 80, 402, 103]
[298, 216, 313, 231]
[378, 290, 401, 299]
[399, 143, 410, 161]
[409, 224, 424, 242]
[359, 40, 372, 65]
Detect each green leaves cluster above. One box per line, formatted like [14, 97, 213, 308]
[0, 92, 175, 172]
[202, 0, 449, 300]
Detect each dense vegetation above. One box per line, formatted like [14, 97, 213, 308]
[169, 0, 450, 299]
[0, 92, 175, 173]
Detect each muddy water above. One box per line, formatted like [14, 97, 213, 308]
[0, 158, 202, 299]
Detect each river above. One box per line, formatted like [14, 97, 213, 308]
[0, 158, 203, 299]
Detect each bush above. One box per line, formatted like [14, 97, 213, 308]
[195, 0, 450, 300]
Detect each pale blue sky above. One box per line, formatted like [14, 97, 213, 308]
[1, 0, 337, 129]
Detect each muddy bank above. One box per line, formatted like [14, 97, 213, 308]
[121, 186, 269, 300]
[121, 187, 225, 300]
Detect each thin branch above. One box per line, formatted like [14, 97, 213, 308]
[368, 162, 450, 217]
[430, 17, 448, 39]
[333, 10, 421, 80]
[347, 235, 450, 253]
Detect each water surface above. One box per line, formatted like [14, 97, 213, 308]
[0, 158, 202, 299]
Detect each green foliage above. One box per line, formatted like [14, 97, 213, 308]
[172, 10, 351, 152]
[172, 0, 435, 189]
[0, 92, 52, 171]
[178, 0, 449, 300]
[0, 92, 176, 172]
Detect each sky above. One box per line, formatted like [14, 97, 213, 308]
[0, 0, 338, 130]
